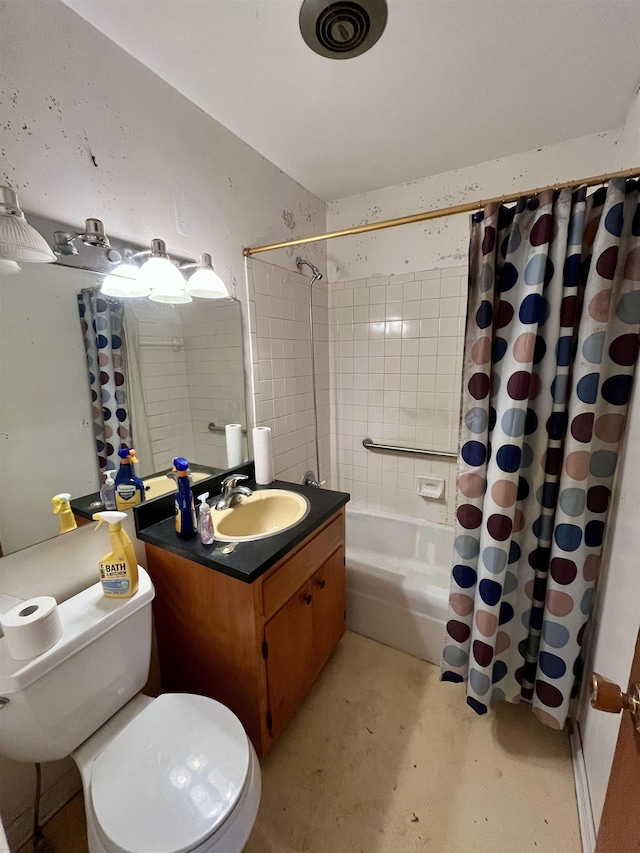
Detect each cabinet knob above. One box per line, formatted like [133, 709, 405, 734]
[303, 594, 312, 605]
[317, 579, 326, 589]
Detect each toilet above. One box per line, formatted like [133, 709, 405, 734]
[0, 568, 261, 852]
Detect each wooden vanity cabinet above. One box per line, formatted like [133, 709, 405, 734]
[264, 547, 345, 741]
[145, 508, 345, 757]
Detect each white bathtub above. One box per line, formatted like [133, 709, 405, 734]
[345, 507, 453, 666]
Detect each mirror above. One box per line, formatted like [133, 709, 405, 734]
[0, 262, 248, 556]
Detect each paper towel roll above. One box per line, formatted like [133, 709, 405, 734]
[253, 426, 274, 485]
[225, 423, 244, 469]
[0, 596, 63, 660]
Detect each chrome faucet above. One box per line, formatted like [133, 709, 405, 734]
[212, 474, 252, 510]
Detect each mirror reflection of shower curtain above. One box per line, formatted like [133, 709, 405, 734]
[123, 304, 154, 478]
[77, 290, 133, 478]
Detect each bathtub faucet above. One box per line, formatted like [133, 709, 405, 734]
[303, 470, 325, 488]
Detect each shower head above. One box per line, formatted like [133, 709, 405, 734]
[296, 257, 323, 280]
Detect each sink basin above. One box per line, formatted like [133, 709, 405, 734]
[212, 489, 310, 542]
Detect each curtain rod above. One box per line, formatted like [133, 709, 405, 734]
[243, 166, 640, 257]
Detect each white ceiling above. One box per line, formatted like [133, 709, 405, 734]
[63, 0, 639, 202]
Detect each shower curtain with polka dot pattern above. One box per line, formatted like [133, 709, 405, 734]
[77, 290, 132, 479]
[441, 178, 640, 729]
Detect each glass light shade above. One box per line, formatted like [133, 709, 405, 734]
[0, 187, 55, 263]
[140, 256, 191, 304]
[101, 261, 150, 298]
[185, 266, 229, 299]
[0, 258, 21, 274]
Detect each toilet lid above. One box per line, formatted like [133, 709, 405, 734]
[91, 693, 250, 853]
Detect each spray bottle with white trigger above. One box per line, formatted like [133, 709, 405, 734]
[93, 511, 139, 598]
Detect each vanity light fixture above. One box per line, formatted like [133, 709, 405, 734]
[101, 249, 151, 298]
[94, 234, 230, 304]
[53, 218, 111, 256]
[52, 230, 79, 256]
[183, 253, 230, 299]
[139, 239, 192, 304]
[80, 218, 110, 249]
[0, 186, 56, 263]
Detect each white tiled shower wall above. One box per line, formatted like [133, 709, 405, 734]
[329, 265, 467, 524]
[246, 258, 330, 485]
[131, 301, 246, 474]
[181, 301, 247, 466]
[134, 305, 194, 473]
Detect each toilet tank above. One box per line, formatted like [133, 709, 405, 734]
[0, 568, 155, 763]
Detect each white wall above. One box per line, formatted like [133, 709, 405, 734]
[577, 375, 640, 831]
[0, 1, 326, 847]
[0, 3, 326, 286]
[327, 128, 637, 281]
[575, 89, 640, 837]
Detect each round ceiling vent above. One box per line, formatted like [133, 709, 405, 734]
[299, 0, 388, 60]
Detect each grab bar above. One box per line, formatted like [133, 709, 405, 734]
[139, 336, 184, 351]
[362, 437, 457, 459]
[208, 422, 248, 435]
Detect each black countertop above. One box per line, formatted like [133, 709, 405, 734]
[133, 474, 350, 584]
[70, 463, 225, 521]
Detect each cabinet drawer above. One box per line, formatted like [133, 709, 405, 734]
[262, 512, 344, 618]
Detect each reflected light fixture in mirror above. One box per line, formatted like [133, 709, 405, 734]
[184, 253, 230, 299]
[0, 186, 56, 263]
[101, 249, 151, 298]
[101, 240, 231, 304]
[139, 238, 192, 304]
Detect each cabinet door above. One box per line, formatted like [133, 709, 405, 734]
[312, 548, 346, 668]
[264, 578, 316, 741]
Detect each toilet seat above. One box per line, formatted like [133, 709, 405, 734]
[90, 693, 251, 853]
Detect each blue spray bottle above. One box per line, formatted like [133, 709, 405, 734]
[173, 457, 197, 539]
[114, 448, 145, 510]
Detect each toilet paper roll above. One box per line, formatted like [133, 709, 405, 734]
[0, 596, 63, 660]
[253, 426, 274, 485]
[225, 423, 244, 469]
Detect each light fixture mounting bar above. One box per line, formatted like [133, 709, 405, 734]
[25, 213, 196, 276]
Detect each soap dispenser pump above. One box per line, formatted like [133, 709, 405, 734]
[100, 469, 117, 510]
[197, 492, 215, 545]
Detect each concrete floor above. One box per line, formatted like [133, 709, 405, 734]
[18, 631, 581, 853]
